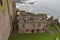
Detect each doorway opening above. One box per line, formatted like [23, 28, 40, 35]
[37, 29, 40, 32]
[31, 29, 34, 33]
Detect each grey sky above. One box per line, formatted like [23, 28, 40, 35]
[16, 0, 60, 22]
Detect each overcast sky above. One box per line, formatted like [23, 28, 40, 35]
[16, 0, 60, 21]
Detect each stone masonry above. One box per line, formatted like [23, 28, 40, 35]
[17, 10, 47, 33]
[0, 0, 14, 40]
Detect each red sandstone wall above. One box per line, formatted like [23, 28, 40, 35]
[0, 12, 11, 40]
[18, 11, 47, 33]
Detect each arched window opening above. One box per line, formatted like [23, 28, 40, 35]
[31, 29, 34, 33]
[30, 18, 33, 20]
[25, 17, 29, 21]
[26, 29, 28, 32]
[40, 17, 43, 20]
[37, 29, 40, 32]
[42, 29, 44, 31]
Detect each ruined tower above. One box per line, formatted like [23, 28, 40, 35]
[0, 0, 14, 40]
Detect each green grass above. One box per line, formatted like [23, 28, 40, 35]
[57, 25, 60, 30]
[48, 25, 56, 31]
[8, 32, 60, 40]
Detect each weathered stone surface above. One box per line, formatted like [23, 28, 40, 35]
[18, 11, 47, 33]
[0, 0, 14, 40]
[53, 19, 59, 25]
[47, 16, 53, 24]
[47, 16, 60, 32]
[0, 11, 11, 40]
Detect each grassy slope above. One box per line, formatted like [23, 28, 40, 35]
[8, 32, 60, 40]
[48, 24, 60, 31]
[57, 25, 60, 29]
[48, 25, 56, 31]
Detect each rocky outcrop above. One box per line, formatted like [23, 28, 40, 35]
[53, 19, 59, 25]
[47, 16, 60, 32]
[47, 16, 54, 24]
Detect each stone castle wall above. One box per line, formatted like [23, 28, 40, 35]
[17, 10, 47, 33]
[0, 0, 14, 40]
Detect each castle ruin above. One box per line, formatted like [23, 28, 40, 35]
[17, 10, 47, 33]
